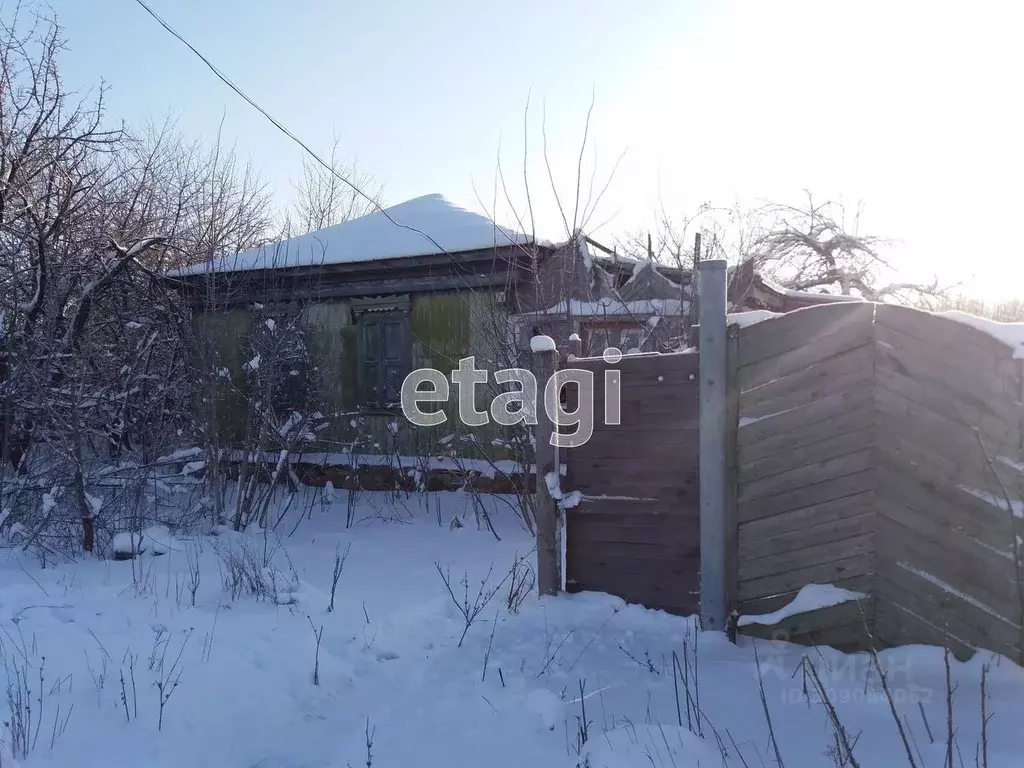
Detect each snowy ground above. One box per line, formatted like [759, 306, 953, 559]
[2, 490, 1024, 767]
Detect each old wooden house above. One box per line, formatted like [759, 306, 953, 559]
[169, 193, 845, 463]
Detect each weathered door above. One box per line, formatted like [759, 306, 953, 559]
[562, 351, 701, 614]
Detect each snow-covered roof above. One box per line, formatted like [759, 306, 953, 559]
[169, 194, 535, 277]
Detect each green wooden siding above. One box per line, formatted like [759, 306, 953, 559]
[192, 289, 515, 460]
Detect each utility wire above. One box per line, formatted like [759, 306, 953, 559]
[131, 0, 518, 259]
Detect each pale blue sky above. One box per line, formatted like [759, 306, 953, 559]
[49, 0, 1024, 297]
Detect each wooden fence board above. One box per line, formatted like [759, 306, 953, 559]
[610, 393, 700, 423]
[738, 388, 874, 447]
[874, 324, 1019, 419]
[739, 491, 875, 540]
[568, 433, 699, 461]
[738, 302, 875, 370]
[874, 495, 1014, 580]
[739, 597, 873, 648]
[573, 484, 698, 506]
[872, 405, 1024, 509]
[875, 431, 997, 502]
[876, 459, 1014, 552]
[740, 363, 875, 423]
[571, 355, 699, 383]
[574, 423, 698, 441]
[741, 342, 874, 409]
[738, 552, 874, 602]
[570, 463, 698, 493]
[739, 532, 874, 582]
[876, 353, 1021, 440]
[874, 318, 1012, 392]
[874, 384, 1023, 475]
[876, 424, 1024, 507]
[738, 574, 875, 617]
[738, 511, 875, 563]
[877, 492, 1018, 585]
[569, 525, 699, 548]
[739, 448, 874, 503]
[876, 505, 1019, 603]
[737, 468, 877, 523]
[739, 329, 875, 391]
[875, 303, 1017, 361]
[571, 552, 701, 577]
[874, 599, 977, 661]
[569, 453, 699, 476]
[875, 560, 1022, 660]
[567, 497, 692, 515]
[566, 569, 699, 614]
[875, 516, 1021, 625]
[772, 621, 874, 652]
[740, 426, 875, 485]
[738, 403, 876, 465]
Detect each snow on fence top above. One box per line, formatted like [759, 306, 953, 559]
[727, 309, 784, 327]
[169, 194, 536, 276]
[935, 310, 1024, 359]
[728, 303, 1024, 358]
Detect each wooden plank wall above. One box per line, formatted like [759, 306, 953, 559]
[733, 301, 1024, 662]
[871, 305, 1024, 662]
[734, 302, 878, 623]
[563, 352, 701, 614]
[559, 301, 1024, 662]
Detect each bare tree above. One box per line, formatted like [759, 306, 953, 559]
[0, 8, 278, 557]
[750, 195, 885, 296]
[621, 193, 941, 306]
[290, 133, 382, 234]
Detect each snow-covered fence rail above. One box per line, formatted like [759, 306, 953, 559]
[730, 301, 1024, 662]
[560, 351, 701, 614]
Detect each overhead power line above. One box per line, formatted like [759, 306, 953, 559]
[131, 0, 458, 257]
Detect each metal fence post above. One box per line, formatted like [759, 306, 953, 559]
[532, 336, 561, 596]
[698, 259, 728, 631]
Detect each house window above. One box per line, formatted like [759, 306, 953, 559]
[621, 328, 643, 352]
[582, 323, 645, 356]
[353, 295, 411, 407]
[586, 328, 612, 356]
[271, 360, 309, 413]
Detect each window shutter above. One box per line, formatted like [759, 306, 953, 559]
[352, 295, 411, 408]
[361, 317, 381, 405]
[381, 318, 406, 405]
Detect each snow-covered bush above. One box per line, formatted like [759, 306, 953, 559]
[0, 11, 272, 558]
[213, 534, 300, 605]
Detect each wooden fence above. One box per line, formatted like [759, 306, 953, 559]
[561, 301, 1024, 662]
[562, 352, 701, 615]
